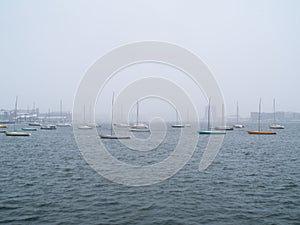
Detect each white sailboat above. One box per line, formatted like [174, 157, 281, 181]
[5, 96, 31, 136]
[172, 108, 184, 128]
[185, 109, 191, 127]
[233, 101, 244, 128]
[114, 105, 130, 128]
[57, 100, 71, 127]
[248, 98, 276, 135]
[78, 104, 93, 129]
[269, 99, 284, 129]
[100, 93, 130, 139]
[215, 104, 234, 130]
[130, 99, 150, 132]
[199, 97, 226, 135]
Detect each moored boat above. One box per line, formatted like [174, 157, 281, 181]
[100, 93, 131, 139]
[269, 99, 285, 129]
[199, 130, 226, 135]
[28, 122, 41, 126]
[172, 108, 185, 128]
[40, 125, 57, 130]
[78, 125, 93, 129]
[22, 127, 37, 131]
[248, 98, 277, 135]
[199, 97, 226, 135]
[129, 99, 150, 132]
[247, 131, 276, 135]
[5, 131, 31, 136]
[234, 101, 244, 128]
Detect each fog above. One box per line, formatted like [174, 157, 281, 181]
[1, 0, 299, 120]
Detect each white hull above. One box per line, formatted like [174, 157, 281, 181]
[5, 131, 31, 136]
[78, 125, 93, 129]
[234, 124, 244, 128]
[269, 124, 284, 129]
[130, 128, 150, 132]
[100, 134, 130, 139]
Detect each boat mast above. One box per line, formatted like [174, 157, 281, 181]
[60, 100, 63, 122]
[176, 108, 179, 124]
[14, 96, 18, 122]
[258, 98, 261, 132]
[273, 98, 276, 124]
[111, 92, 114, 136]
[89, 104, 92, 123]
[236, 101, 239, 124]
[14, 96, 18, 131]
[83, 104, 86, 123]
[222, 103, 225, 126]
[207, 97, 211, 130]
[187, 109, 189, 124]
[136, 99, 139, 125]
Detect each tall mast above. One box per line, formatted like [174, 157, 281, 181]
[236, 101, 239, 124]
[60, 100, 63, 122]
[258, 98, 261, 132]
[111, 92, 114, 136]
[89, 104, 92, 123]
[187, 109, 189, 124]
[136, 99, 139, 125]
[14, 96, 18, 121]
[83, 104, 86, 123]
[207, 97, 211, 130]
[222, 103, 225, 126]
[176, 108, 179, 124]
[273, 98, 276, 124]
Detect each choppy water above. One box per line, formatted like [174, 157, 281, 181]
[1, 123, 299, 224]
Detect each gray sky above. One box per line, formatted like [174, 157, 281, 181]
[0, 0, 299, 119]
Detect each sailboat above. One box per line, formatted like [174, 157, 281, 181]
[78, 104, 93, 129]
[5, 96, 31, 136]
[114, 105, 130, 128]
[215, 104, 234, 130]
[199, 97, 226, 135]
[233, 102, 244, 128]
[100, 93, 130, 139]
[57, 100, 71, 127]
[130, 99, 150, 132]
[269, 99, 284, 129]
[185, 109, 191, 127]
[172, 108, 185, 128]
[22, 127, 37, 131]
[248, 98, 276, 135]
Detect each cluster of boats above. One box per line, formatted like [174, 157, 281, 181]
[0, 122, 72, 136]
[1, 95, 285, 138]
[199, 98, 284, 135]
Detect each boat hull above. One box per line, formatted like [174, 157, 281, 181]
[199, 130, 226, 135]
[269, 124, 284, 129]
[215, 126, 234, 131]
[171, 124, 185, 128]
[56, 123, 72, 127]
[22, 128, 37, 131]
[5, 131, 31, 136]
[100, 135, 130, 139]
[28, 123, 41, 126]
[234, 124, 244, 128]
[247, 131, 277, 135]
[130, 128, 150, 132]
[78, 125, 93, 129]
[41, 125, 57, 130]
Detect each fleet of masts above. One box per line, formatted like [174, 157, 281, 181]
[0, 96, 286, 137]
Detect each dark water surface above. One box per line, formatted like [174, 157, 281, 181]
[1, 123, 299, 224]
